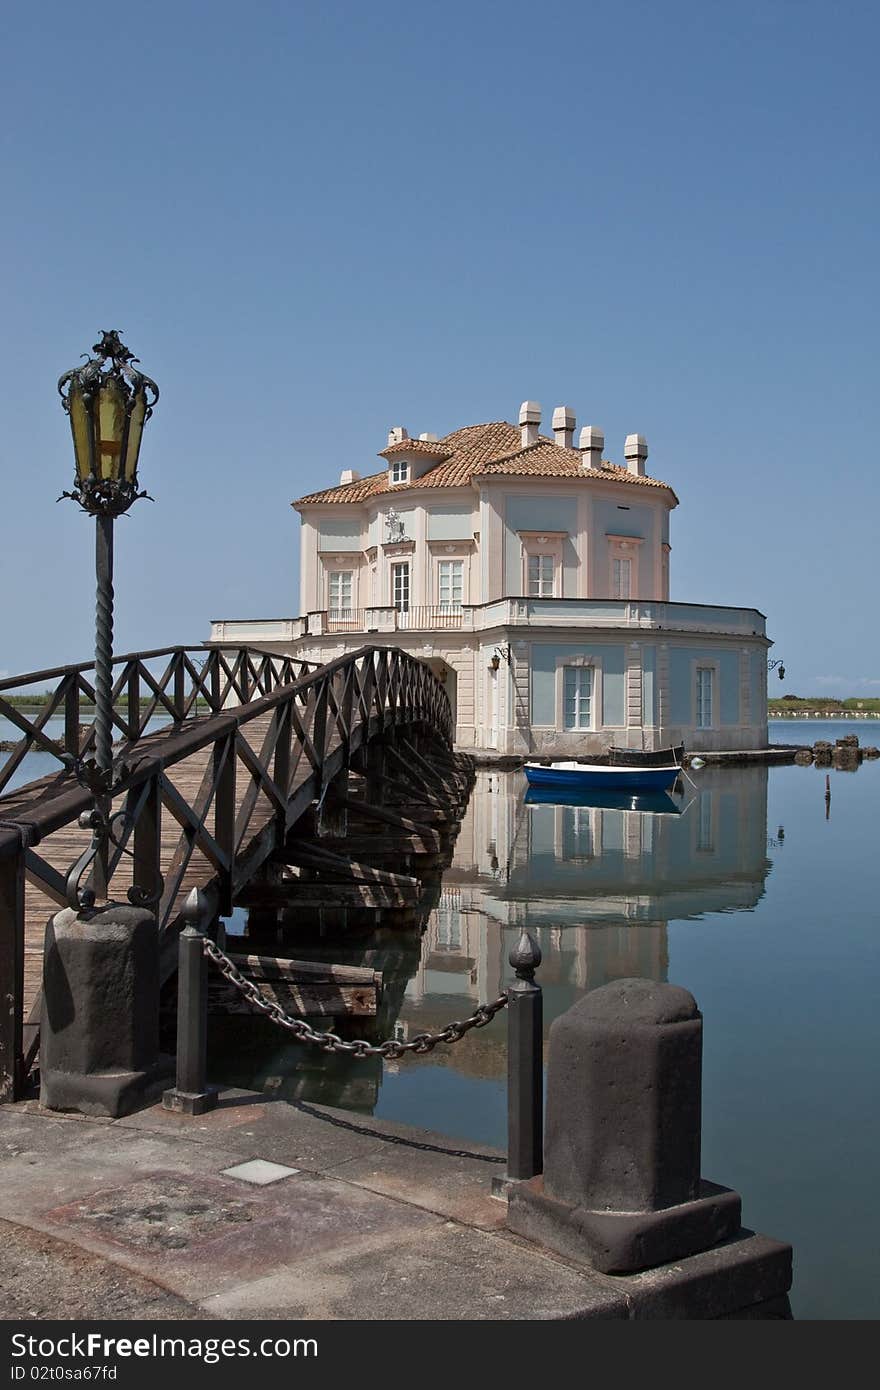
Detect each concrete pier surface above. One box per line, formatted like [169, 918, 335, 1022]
[0, 1093, 790, 1320]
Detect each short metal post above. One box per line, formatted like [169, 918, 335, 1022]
[163, 888, 218, 1115]
[493, 929, 542, 1197]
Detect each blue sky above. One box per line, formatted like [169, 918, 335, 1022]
[1, 0, 877, 693]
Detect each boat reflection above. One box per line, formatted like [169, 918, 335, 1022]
[523, 785, 684, 814]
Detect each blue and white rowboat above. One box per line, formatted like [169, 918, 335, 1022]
[524, 761, 680, 793]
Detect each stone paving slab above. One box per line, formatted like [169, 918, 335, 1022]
[43, 1169, 439, 1303]
[0, 1218, 201, 1321]
[115, 1092, 394, 1169]
[332, 1144, 507, 1230]
[202, 1221, 628, 1321]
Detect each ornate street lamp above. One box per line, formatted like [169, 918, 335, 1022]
[58, 331, 159, 905]
[768, 658, 786, 681]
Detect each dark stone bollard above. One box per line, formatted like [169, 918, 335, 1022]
[507, 978, 742, 1274]
[41, 904, 169, 1118]
[546, 979, 703, 1211]
[163, 887, 218, 1116]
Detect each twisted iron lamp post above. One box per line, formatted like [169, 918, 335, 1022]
[58, 331, 159, 908]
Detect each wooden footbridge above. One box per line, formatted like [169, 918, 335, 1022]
[0, 643, 473, 1102]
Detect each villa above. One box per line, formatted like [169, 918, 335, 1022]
[211, 402, 771, 754]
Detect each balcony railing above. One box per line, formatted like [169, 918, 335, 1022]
[212, 598, 766, 644]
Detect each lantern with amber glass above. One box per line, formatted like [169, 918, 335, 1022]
[58, 330, 158, 518]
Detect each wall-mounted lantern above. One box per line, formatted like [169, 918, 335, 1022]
[490, 644, 511, 671]
[768, 658, 786, 681]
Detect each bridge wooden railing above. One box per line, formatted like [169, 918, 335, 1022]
[0, 644, 321, 796]
[0, 645, 453, 1101]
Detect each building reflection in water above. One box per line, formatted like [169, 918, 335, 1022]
[397, 766, 770, 1080]
[220, 766, 771, 1106]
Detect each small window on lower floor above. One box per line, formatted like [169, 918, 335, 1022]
[563, 665, 594, 729]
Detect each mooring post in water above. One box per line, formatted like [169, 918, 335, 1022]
[494, 928, 543, 1195]
[163, 888, 218, 1116]
[825, 773, 831, 819]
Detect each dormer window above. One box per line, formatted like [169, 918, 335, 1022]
[390, 460, 409, 485]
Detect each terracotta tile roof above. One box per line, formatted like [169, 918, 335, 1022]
[476, 440, 678, 497]
[292, 421, 677, 507]
[378, 437, 453, 459]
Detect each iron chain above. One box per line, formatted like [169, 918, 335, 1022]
[201, 936, 507, 1059]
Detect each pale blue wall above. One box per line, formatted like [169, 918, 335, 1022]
[750, 656, 763, 723]
[426, 505, 473, 540]
[504, 494, 578, 596]
[592, 499, 654, 543]
[530, 642, 626, 727]
[643, 644, 656, 724]
[603, 646, 626, 726]
[668, 647, 742, 725]
[317, 517, 362, 550]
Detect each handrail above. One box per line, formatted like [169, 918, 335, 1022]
[0, 643, 315, 693]
[0, 644, 322, 797]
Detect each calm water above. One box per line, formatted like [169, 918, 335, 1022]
[4, 716, 878, 1317]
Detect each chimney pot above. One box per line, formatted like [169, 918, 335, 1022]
[624, 433, 649, 476]
[578, 425, 604, 470]
[519, 400, 541, 448]
[552, 405, 576, 450]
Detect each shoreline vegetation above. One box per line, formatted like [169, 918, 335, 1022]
[0, 695, 877, 717]
[768, 696, 880, 718]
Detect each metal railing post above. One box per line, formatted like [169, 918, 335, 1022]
[163, 888, 218, 1115]
[494, 929, 543, 1195]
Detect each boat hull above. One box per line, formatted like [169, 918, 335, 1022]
[524, 763, 680, 793]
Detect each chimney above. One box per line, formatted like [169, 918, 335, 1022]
[624, 434, 648, 476]
[387, 426, 409, 446]
[552, 405, 576, 450]
[519, 400, 541, 448]
[578, 425, 604, 470]
[339, 469, 361, 485]
[418, 432, 438, 442]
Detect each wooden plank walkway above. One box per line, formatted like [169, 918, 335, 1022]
[18, 712, 280, 1024]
